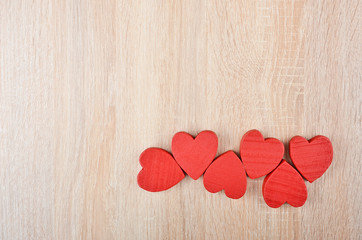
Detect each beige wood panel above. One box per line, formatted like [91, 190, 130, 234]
[0, 0, 361, 239]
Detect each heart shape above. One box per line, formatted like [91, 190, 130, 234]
[240, 129, 284, 179]
[137, 148, 185, 192]
[203, 151, 247, 199]
[289, 135, 333, 183]
[262, 160, 308, 208]
[172, 130, 218, 180]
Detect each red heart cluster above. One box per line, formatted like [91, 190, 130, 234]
[137, 130, 333, 208]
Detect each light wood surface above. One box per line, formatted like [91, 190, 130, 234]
[0, 0, 361, 239]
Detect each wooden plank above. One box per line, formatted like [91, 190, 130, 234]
[0, 0, 360, 239]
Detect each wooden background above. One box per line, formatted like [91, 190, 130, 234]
[0, 0, 361, 239]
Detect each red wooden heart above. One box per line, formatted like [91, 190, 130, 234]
[240, 129, 284, 179]
[262, 160, 308, 208]
[137, 148, 185, 192]
[289, 135, 333, 183]
[171, 130, 218, 180]
[203, 151, 247, 199]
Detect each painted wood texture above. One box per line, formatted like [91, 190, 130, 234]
[289, 135, 333, 182]
[262, 160, 308, 208]
[137, 148, 185, 192]
[0, 0, 360, 239]
[240, 129, 284, 178]
[172, 131, 218, 180]
[204, 150, 247, 199]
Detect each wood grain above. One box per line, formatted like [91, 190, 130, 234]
[0, 0, 361, 239]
